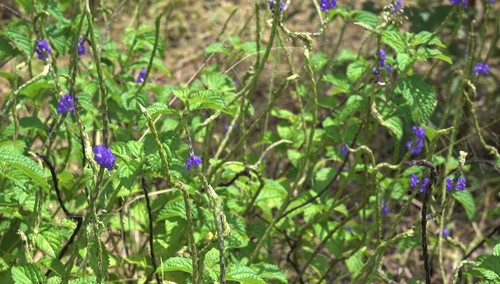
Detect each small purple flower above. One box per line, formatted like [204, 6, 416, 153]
[426, 213, 433, 220]
[77, 37, 86, 56]
[35, 39, 51, 61]
[451, 0, 468, 7]
[136, 67, 147, 83]
[387, 63, 392, 73]
[474, 63, 489, 75]
[381, 199, 390, 215]
[57, 93, 75, 115]
[320, 0, 337, 11]
[410, 173, 419, 189]
[446, 178, 456, 191]
[376, 49, 386, 68]
[391, 0, 403, 13]
[344, 226, 353, 232]
[420, 178, 430, 193]
[456, 177, 466, 191]
[185, 154, 202, 170]
[406, 126, 426, 156]
[267, 0, 285, 13]
[436, 228, 450, 237]
[93, 145, 116, 171]
[340, 144, 349, 156]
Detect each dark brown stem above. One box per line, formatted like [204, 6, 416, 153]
[141, 177, 161, 284]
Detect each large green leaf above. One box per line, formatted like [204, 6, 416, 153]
[0, 146, 49, 192]
[251, 263, 287, 283]
[476, 255, 500, 280]
[11, 263, 46, 284]
[394, 76, 436, 123]
[226, 263, 265, 284]
[36, 226, 63, 258]
[453, 190, 476, 221]
[157, 257, 193, 274]
[381, 30, 406, 53]
[332, 95, 367, 125]
[2, 26, 32, 57]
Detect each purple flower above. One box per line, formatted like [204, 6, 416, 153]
[446, 177, 454, 192]
[77, 37, 86, 56]
[57, 93, 75, 115]
[406, 126, 426, 156]
[136, 67, 147, 83]
[376, 49, 386, 68]
[420, 178, 430, 193]
[451, 0, 468, 7]
[93, 145, 116, 171]
[344, 226, 353, 231]
[381, 199, 390, 215]
[387, 63, 392, 73]
[392, 0, 403, 12]
[483, 0, 495, 3]
[320, 0, 337, 11]
[185, 154, 202, 170]
[410, 174, 419, 189]
[474, 63, 489, 75]
[267, 0, 285, 13]
[436, 228, 450, 237]
[456, 177, 466, 191]
[340, 144, 349, 156]
[35, 39, 51, 61]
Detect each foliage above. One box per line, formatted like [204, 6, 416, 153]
[0, 0, 499, 283]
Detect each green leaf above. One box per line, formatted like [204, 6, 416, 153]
[205, 42, 229, 54]
[36, 226, 63, 258]
[371, 105, 403, 141]
[323, 73, 354, 94]
[411, 31, 446, 48]
[311, 52, 328, 71]
[156, 257, 193, 274]
[493, 244, 500, 256]
[332, 95, 367, 125]
[189, 90, 227, 113]
[346, 249, 365, 279]
[396, 53, 412, 72]
[0, 146, 49, 192]
[453, 190, 476, 220]
[47, 276, 62, 284]
[394, 76, 436, 123]
[88, 241, 109, 279]
[251, 263, 287, 283]
[227, 263, 265, 284]
[0, 35, 21, 61]
[346, 61, 368, 83]
[382, 30, 406, 53]
[11, 263, 46, 284]
[314, 168, 336, 192]
[352, 10, 379, 27]
[476, 255, 500, 280]
[2, 26, 32, 57]
[67, 277, 97, 284]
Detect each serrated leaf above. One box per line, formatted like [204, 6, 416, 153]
[156, 257, 193, 274]
[493, 244, 500, 256]
[314, 168, 336, 192]
[346, 249, 365, 279]
[476, 255, 500, 280]
[88, 241, 109, 279]
[394, 76, 436, 123]
[2, 26, 32, 57]
[411, 31, 446, 48]
[36, 226, 63, 258]
[396, 53, 412, 72]
[346, 61, 368, 83]
[227, 264, 265, 284]
[311, 52, 328, 71]
[0, 146, 49, 192]
[157, 198, 186, 221]
[11, 263, 46, 284]
[332, 95, 367, 125]
[323, 73, 354, 94]
[0, 35, 22, 61]
[251, 263, 287, 283]
[47, 276, 62, 284]
[352, 10, 379, 27]
[147, 102, 176, 117]
[68, 276, 97, 284]
[371, 105, 403, 141]
[382, 30, 406, 53]
[205, 42, 228, 54]
[453, 190, 476, 220]
[189, 90, 226, 112]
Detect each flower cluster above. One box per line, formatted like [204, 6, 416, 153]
[78, 37, 86, 56]
[93, 145, 116, 171]
[35, 39, 51, 61]
[185, 154, 202, 170]
[372, 49, 392, 85]
[57, 93, 75, 115]
[320, 0, 337, 11]
[136, 67, 147, 83]
[451, 0, 468, 7]
[474, 63, 489, 75]
[445, 176, 466, 192]
[406, 126, 426, 156]
[267, 0, 286, 14]
[409, 173, 430, 192]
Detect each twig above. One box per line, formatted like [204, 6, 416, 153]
[141, 177, 161, 284]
